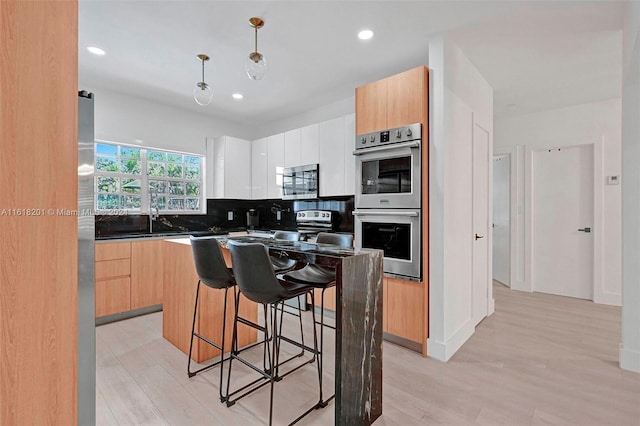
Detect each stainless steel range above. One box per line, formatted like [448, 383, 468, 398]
[295, 210, 339, 241]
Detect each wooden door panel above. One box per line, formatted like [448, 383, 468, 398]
[385, 278, 423, 343]
[130, 240, 164, 310]
[386, 66, 427, 129]
[96, 278, 131, 317]
[355, 78, 387, 134]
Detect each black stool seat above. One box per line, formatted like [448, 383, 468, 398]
[271, 230, 301, 273]
[284, 265, 335, 286]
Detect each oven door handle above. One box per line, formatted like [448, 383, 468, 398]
[352, 141, 420, 155]
[352, 210, 419, 217]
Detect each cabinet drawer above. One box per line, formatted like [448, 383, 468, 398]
[96, 242, 131, 261]
[95, 277, 131, 317]
[96, 258, 131, 281]
[385, 277, 424, 343]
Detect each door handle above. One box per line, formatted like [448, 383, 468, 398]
[578, 227, 591, 233]
[475, 233, 484, 240]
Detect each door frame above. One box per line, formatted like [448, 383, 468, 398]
[524, 141, 604, 302]
[491, 152, 512, 287]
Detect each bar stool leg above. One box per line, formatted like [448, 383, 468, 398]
[225, 287, 241, 405]
[187, 280, 201, 378]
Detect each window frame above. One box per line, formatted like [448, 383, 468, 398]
[94, 140, 206, 215]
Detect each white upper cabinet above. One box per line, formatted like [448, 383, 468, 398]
[344, 113, 356, 195]
[251, 138, 268, 199]
[284, 129, 301, 167]
[300, 124, 319, 166]
[319, 117, 346, 197]
[267, 133, 285, 199]
[206, 136, 251, 199]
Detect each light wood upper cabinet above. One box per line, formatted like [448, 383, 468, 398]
[251, 138, 268, 199]
[355, 77, 387, 134]
[130, 240, 164, 310]
[386, 66, 428, 129]
[356, 66, 429, 134]
[207, 136, 252, 199]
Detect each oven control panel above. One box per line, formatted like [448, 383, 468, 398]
[355, 123, 421, 150]
[296, 210, 333, 223]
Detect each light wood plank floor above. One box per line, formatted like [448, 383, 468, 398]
[96, 283, 640, 425]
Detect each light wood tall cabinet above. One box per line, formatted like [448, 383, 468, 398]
[355, 65, 429, 356]
[1, 3, 79, 422]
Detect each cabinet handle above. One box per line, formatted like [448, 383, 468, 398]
[475, 233, 484, 240]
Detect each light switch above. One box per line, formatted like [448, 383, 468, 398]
[607, 176, 620, 185]
[227, 211, 234, 221]
[276, 211, 281, 221]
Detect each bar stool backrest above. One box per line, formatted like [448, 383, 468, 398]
[273, 230, 300, 241]
[228, 241, 285, 304]
[316, 232, 353, 248]
[190, 236, 235, 289]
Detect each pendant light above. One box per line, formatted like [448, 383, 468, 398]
[193, 54, 213, 106]
[245, 17, 267, 80]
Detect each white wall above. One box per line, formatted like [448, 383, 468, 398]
[428, 36, 494, 362]
[82, 86, 252, 154]
[495, 98, 622, 306]
[620, 0, 640, 373]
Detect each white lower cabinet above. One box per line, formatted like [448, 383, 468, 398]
[251, 138, 268, 199]
[206, 136, 251, 199]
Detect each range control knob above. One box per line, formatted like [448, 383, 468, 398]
[406, 128, 413, 137]
[369, 135, 376, 143]
[395, 129, 402, 139]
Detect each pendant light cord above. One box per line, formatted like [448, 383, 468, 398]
[254, 26, 258, 54]
[201, 58, 205, 84]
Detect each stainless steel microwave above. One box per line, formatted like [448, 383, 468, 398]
[282, 163, 319, 200]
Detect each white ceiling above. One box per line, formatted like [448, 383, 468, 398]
[79, 1, 625, 126]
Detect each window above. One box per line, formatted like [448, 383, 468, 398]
[95, 141, 204, 214]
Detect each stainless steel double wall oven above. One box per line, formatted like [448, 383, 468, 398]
[353, 123, 422, 280]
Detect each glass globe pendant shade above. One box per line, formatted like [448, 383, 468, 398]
[245, 52, 267, 80]
[193, 81, 213, 106]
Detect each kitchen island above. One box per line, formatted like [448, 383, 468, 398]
[162, 235, 384, 425]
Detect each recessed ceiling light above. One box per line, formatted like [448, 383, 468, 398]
[232, 93, 244, 100]
[358, 30, 374, 40]
[87, 46, 106, 56]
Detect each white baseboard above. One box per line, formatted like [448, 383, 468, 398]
[488, 297, 495, 316]
[620, 345, 640, 373]
[594, 292, 622, 307]
[510, 280, 530, 293]
[427, 320, 475, 362]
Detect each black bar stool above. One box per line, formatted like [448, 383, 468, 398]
[187, 236, 235, 402]
[226, 240, 323, 425]
[283, 232, 353, 407]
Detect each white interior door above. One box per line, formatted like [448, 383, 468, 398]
[492, 155, 510, 286]
[472, 124, 490, 325]
[532, 145, 593, 300]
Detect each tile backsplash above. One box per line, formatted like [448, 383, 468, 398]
[95, 196, 354, 238]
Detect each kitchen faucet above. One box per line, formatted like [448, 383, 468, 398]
[149, 187, 160, 233]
